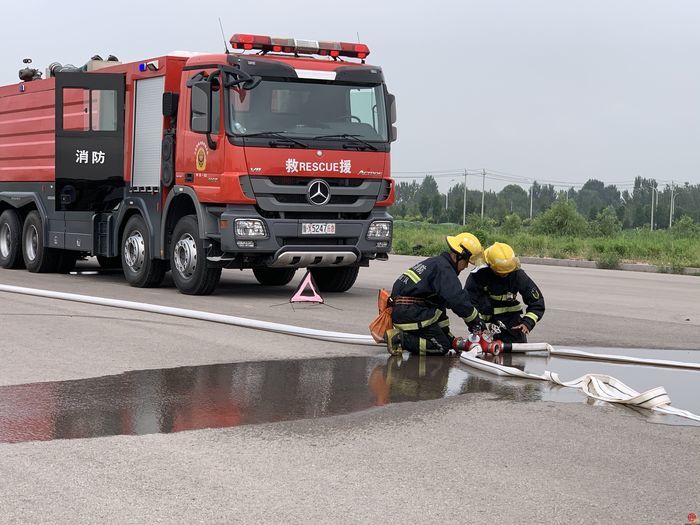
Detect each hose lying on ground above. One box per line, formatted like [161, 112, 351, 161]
[459, 348, 700, 423]
[0, 284, 377, 346]
[1, 283, 698, 421]
[508, 342, 700, 371]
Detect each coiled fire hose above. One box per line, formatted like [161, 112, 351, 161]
[459, 345, 700, 422]
[1, 283, 698, 422]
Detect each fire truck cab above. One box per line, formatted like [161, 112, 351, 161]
[0, 34, 396, 294]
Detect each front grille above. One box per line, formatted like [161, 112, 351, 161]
[330, 195, 357, 204]
[275, 194, 307, 204]
[267, 177, 365, 187]
[273, 194, 360, 205]
[248, 176, 382, 215]
[256, 207, 371, 220]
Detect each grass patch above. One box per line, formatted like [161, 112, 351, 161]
[392, 220, 700, 270]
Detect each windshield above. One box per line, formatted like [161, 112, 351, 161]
[229, 80, 388, 142]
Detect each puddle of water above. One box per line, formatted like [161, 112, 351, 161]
[552, 349, 700, 406]
[489, 347, 700, 422]
[0, 348, 697, 443]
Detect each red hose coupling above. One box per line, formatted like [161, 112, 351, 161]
[487, 340, 503, 355]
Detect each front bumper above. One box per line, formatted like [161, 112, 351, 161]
[217, 205, 392, 267]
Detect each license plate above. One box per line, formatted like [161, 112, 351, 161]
[302, 223, 336, 235]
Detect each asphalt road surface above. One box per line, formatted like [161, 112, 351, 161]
[0, 256, 698, 524]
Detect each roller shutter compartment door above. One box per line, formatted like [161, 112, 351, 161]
[131, 76, 165, 189]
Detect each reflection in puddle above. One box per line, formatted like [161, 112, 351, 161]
[1, 348, 698, 443]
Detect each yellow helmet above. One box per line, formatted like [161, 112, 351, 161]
[484, 242, 520, 276]
[446, 232, 483, 264]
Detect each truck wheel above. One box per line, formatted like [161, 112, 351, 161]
[310, 266, 359, 293]
[121, 215, 166, 288]
[0, 209, 25, 269]
[170, 215, 221, 295]
[97, 255, 122, 269]
[253, 268, 296, 286]
[22, 210, 59, 273]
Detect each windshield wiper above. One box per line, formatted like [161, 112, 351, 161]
[312, 133, 378, 151]
[240, 131, 309, 149]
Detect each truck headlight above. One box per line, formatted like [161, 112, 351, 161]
[367, 220, 392, 240]
[235, 218, 268, 238]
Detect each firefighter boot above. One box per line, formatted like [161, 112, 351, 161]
[385, 328, 404, 356]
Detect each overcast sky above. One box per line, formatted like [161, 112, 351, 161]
[3, 0, 700, 191]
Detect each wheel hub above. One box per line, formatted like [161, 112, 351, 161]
[0, 222, 11, 258]
[174, 234, 197, 279]
[124, 231, 145, 272]
[25, 225, 38, 262]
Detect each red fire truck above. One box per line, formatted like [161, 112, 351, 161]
[0, 34, 396, 294]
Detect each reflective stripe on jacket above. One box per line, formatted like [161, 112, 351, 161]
[391, 252, 479, 326]
[464, 266, 545, 330]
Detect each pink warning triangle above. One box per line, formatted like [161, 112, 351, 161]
[290, 270, 324, 303]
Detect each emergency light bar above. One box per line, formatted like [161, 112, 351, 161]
[230, 33, 370, 59]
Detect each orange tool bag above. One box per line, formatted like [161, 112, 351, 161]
[369, 289, 393, 343]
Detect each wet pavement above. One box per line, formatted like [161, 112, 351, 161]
[0, 347, 698, 443]
[477, 347, 700, 426]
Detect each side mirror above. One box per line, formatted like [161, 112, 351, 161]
[191, 81, 211, 134]
[162, 92, 179, 117]
[388, 93, 397, 124]
[390, 125, 398, 142]
[243, 76, 262, 90]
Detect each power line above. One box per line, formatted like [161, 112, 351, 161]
[392, 167, 679, 193]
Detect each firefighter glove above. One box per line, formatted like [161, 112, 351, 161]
[520, 315, 536, 332]
[467, 318, 487, 333]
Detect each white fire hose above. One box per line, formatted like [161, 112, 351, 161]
[1, 283, 698, 422]
[0, 284, 376, 346]
[460, 347, 700, 422]
[505, 342, 700, 371]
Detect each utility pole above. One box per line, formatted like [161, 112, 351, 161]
[669, 181, 674, 228]
[529, 183, 534, 219]
[650, 185, 655, 231]
[445, 191, 448, 210]
[480, 168, 486, 219]
[462, 169, 467, 225]
[672, 186, 677, 226]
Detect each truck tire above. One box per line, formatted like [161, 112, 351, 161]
[97, 255, 122, 269]
[310, 266, 359, 293]
[0, 209, 25, 269]
[253, 268, 296, 286]
[22, 210, 59, 273]
[121, 215, 166, 288]
[170, 215, 221, 295]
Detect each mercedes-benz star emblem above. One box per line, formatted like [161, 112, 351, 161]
[307, 179, 331, 206]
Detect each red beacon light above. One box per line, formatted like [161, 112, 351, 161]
[229, 33, 370, 60]
[230, 34, 272, 50]
[318, 41, 342, 57]
[339, 42, 370, 59]
[270, 37, 295, 53]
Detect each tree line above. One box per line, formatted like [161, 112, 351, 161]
[390, 175, 700, 230]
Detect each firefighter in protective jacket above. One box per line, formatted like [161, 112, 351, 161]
[386, 233, 486, 356]
[465, 242, 545, 344]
